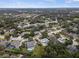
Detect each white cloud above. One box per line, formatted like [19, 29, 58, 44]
[0, 1, 53, 8]
[73, 0, 79, 1]
[65, 0, 79, 3]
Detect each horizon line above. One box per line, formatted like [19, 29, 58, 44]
[0, 7, 79, 9]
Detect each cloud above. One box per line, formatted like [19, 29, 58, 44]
[73, 0, 79, 1]
[0, 0, 79, 8]
[1, 0, 56, 8]
[0, 0, 57, 8]
[65, 0, 79, 3]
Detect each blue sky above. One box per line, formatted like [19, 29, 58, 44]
[0, 0, 79, 8]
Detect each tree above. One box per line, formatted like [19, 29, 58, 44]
[64, 39, 73, 46]
[6, 48, 21, 55]
[0, 46, 5, 55]
[30, 31, 34, 37]
[45, 41, 72, 58]
[42, 31, 48, 38]
[31, 46, 46, 58]
[4, 32, 11, 40]
[73, 51, 79, 58]
[76, 45, 79, 50]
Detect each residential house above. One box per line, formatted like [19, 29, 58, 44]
[8, 36, 26, 48]
[0, 35, 8, 47]
[67, 45, 78, 52]
[40, 38, 49, 46]
[26, 41, 37, 51]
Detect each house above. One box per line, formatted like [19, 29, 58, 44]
[26, 41, 36, 51]
[57, 38, 65, 44]
[6, 43, 15, 49]
[8, 36, 26, 48]
[57, 34, 69, 44]
[67, 45, 78, 52]
[0, 35, 5, 40]
[40, 38, 49, 46]
[10, 40, 22, 48]
[34, 31, 40, 35]
[0, 35, 7, 47]
[0, 40, 8, 47]
[10, 36, 24, 41]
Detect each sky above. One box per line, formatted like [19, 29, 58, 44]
[0, 0, 79, 8]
